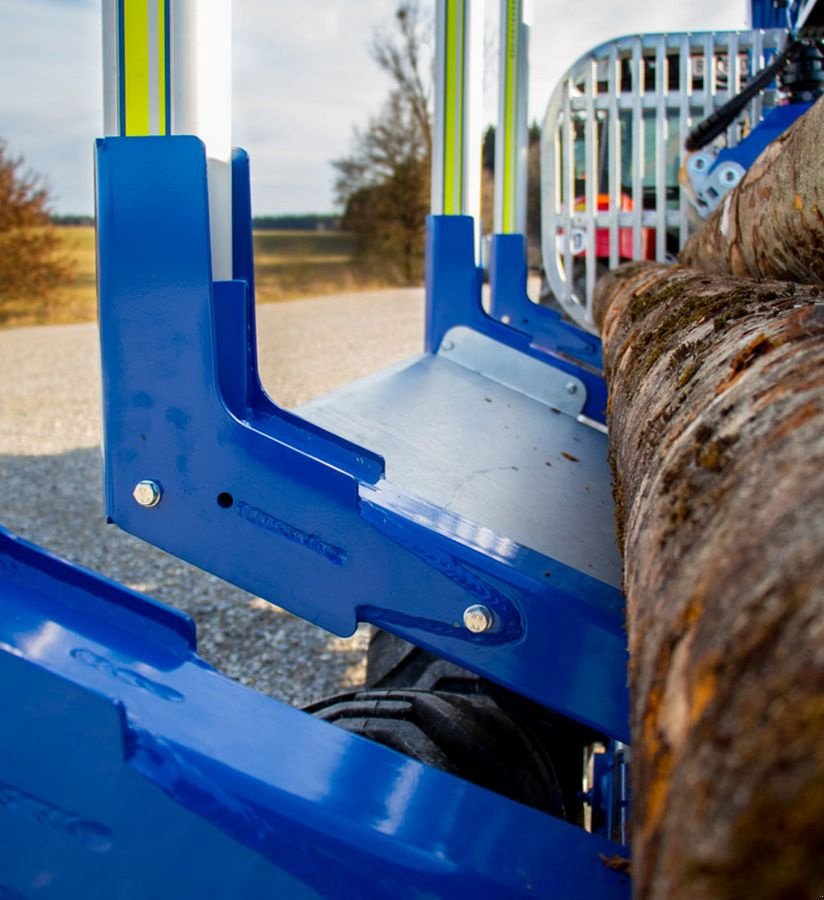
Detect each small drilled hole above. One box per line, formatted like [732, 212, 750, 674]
[217, 492, 234, 509]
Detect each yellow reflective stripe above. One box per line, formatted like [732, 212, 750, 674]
[123, 0, 149, 135]
[443, 0, 465, 215]
[157, 0, 167, 135]
[122, 0, 167, 136]
[502, 0, 520, 232]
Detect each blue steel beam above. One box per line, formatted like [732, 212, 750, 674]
[0, 526, 631, 898]
[750, 0, 789, 28]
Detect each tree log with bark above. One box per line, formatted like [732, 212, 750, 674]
[680, 96, 824, 285]
[593, 261, 824, 899]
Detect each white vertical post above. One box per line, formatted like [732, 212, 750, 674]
[494, 0, 530, 236]
[171, 0, 233, 281]
[101, 0, 233, 281]
[432, 0, 484, 259]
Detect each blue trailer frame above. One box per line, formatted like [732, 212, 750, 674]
[0, 524, 630, 898]
[3, 0, 821, 891]
[0, 130, 631, 897]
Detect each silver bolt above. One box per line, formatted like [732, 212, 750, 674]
[133, 480, 162, 508]
[442, 340, 454, 352]
[566, 381, 578, 395]
[463, 604, 494, 634]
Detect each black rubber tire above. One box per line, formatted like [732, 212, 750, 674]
[308, 629, 600, 823]
[305, 687, 567, 818]
[365, 627, 481, 693]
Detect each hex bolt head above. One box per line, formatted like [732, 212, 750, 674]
[566, 381, 578, 395]
[442, 340, 454, 352]
[463, 604, 494, 634]
[687, 154, 708, 176]
[133, 480, 162, 508]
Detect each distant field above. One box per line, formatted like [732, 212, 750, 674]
[252, 230, 386, 301]
[0, 226, 388, 328]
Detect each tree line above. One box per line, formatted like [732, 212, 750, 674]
[0, 139, 73, 321]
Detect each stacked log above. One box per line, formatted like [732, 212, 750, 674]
[594, 97, 824, 900]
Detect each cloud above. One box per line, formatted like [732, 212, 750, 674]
[233, 0, 399, 212]
[0, 0, 101, 212]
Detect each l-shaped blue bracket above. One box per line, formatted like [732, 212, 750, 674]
[96, 135, 628, 742]
[425, 226, 607, 423]
[487, 233, 604, 372]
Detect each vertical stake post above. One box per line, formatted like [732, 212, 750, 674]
[494, 0, 529, 237]
[102, 0, 233, 281]
[432, 0, 484, 260]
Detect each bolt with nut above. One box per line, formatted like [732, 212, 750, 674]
[133, 480, 163, 508]
[463, 604, 494, 634]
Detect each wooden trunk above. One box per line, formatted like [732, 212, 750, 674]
[680, 97, 824, 286]
[593, 261, 824, 899]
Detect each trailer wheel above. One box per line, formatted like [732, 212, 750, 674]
[305, 687, 567, 817]
[365, 627, 481, 693]
[309, 630, 598, 822]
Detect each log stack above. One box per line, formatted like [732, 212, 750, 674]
[594, 97, 824, 899]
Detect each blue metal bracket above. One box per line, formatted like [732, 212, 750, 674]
[487, 233, 604, 373]
[96, 135, 628, 741]
[0, 525, 631, 897]
[589, 742, 631, 846]
[750, 0, 790, 29]
[425, 220, 607, 423]
[709, 102, 812, 176]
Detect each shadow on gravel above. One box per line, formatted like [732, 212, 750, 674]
[0, 448, 367, 705]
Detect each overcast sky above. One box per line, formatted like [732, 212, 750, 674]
[0, 0, 750, 216]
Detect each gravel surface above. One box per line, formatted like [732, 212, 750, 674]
[0, 288, 423, 706]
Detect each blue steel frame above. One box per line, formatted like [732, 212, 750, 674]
[486, 233, 604, 374]
[95, 135, 628, 743]
[0, 132, 634, 894]
[0, 115, 634, 899]
[427, 227, 607, 422]
[0, 525, 630, 898]
[750, 0, 790, 29]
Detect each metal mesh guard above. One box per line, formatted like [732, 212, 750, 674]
[541, 28, 788, 333]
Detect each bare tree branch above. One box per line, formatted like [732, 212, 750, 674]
[331, 2, 433, 285]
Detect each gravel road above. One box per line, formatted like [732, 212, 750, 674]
[0, 288, 423, 705]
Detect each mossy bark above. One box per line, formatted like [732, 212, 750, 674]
[594, 261, 824, 900]
[680, 96, 824, 286]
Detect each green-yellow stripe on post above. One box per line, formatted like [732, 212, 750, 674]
[121, 0, 168, 136]
[442, 0, 466, 215]
[501, 0, 520, 232]
[123, 0, 149, 135]
[157, 0, 167, 135]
